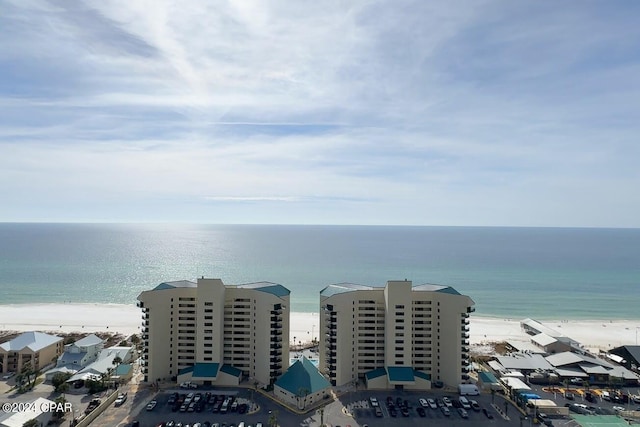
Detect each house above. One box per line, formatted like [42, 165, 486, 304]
[45, 334, 105, 381]
[0, 332, 63, 375]
[66, 346, 135, 384]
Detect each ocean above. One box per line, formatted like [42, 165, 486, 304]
[0, 223, 638, 320]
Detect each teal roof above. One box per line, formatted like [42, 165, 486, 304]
[479, 371, 498, 383]
[193, 363, 220, 378]
[413, 283, 461, 295]
[275, 356, 330, 395]
[238, 282, 290, 297]
[387, 366, 415, 382]
[178, 365, 194, 375]
[364, 367, 387, 380]
[153, 280, 197, 291]
[220, 364, 242, 378]
[114, 364, 132, 376]
[414, 370, 431, 381]
[320, 283, 374, 297]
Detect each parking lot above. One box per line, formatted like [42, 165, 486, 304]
[126, 387, 536, 427]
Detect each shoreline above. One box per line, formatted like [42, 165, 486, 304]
[1, 303, 638, 351]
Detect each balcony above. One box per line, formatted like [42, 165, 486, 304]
[461, 325, 470, 332]
[461, 347, 470, 353]
[461, 339, 469, 345]
[466, 307, 475, 313]
[270, 316, 282, 322]
[270, 323, 282, 329]
[461, 312, 470, 318]
[270, 350, 282, 356]
[270, 343, 282, 349]
[271, 330, 283, 336]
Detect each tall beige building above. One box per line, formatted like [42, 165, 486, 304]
[319, 280, 474, 390]
[137, 278, 290, 386]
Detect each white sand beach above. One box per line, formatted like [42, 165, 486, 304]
[0, 303, 638, 351]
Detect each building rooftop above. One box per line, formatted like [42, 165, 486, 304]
[275, 356, 331, 395]
[193, 363, 220, 378]
[152, 280, 197, 291]
[72, 333, 104, 347]
[0, 331, 62, 352]
[237, 281, 290, 297]
[320, 283, 375, 297]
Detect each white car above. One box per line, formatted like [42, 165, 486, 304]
[146, 400, 157, 411]
[114, 392, 127, 406]
[442, 396, 452, 407]
[2, 372, 15, 380]
[427, 398, 437, 409]
[419, 398, 428, 407]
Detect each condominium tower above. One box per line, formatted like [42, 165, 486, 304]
[319, 280, 474, 389]
[137, 278, 290, 386]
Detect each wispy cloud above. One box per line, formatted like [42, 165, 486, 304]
[1, 1, 639, 226]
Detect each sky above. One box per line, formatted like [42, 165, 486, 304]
[1, 1, 640, 227]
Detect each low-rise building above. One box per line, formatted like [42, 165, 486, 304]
[0, 332, 63, 375]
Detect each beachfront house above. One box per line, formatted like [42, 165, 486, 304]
[65, 346, 135, 385]
[45, 333, 105, 381]
[0, 331, 63, 375]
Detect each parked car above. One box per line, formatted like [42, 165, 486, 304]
[85, 399, 101, 414]
[427, 398, 437, 409]
[114, 392, 128, 407]
[180, 381, 198, 389]
[441, 406, 451, 416]
[146, 399, 158, 411]
[419, 398, 428, 408]
[442, 396, 452, 407]
[483, 408, 494, 419]
[470, 400, 481, 411]
[457, 408, 469, 418]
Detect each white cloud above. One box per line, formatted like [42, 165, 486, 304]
[1, 1, 639, 226]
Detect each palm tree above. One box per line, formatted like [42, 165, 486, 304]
[268, 409, 279, 427]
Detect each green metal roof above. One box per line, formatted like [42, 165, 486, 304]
[178, 365, 194, 375]
[320, 283, 374, 297]
[387, 366, 415, 382]
[237, 282, 290, 297]
[414, 370, 431, 381]
[364, 367, 387, 380]
[192, 363, 220, 378]
[153, 280, 197, 291]
[412, 283, 461, 295]
[274, 356, 330, 395]
[479, 371, 498, 383]
[220, 364, 242, 378]
[571, 415, 634, 426]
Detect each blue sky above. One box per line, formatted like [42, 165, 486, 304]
[2, 1, 639, 226]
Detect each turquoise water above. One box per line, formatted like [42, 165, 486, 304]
[0, 223, 638, 320]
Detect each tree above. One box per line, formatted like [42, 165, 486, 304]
[52, 372, 73, 392]
[53, 395, 68, 420]
[22, 418, 39, 427]
[268, 409, 279, 427]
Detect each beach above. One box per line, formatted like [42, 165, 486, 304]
[0, 303, 638, 351]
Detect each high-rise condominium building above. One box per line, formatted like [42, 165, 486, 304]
[319, 280, 474, 390]
[137, 278, 290, 386]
